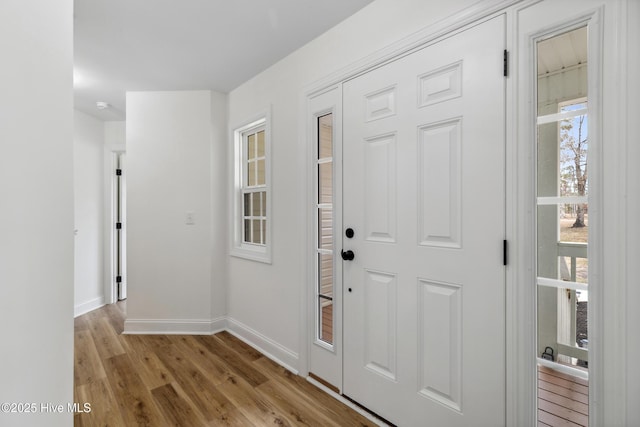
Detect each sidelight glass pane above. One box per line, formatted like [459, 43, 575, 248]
[318, 114, 333, 159]
[319, 299, 333, 344]
[318, 208, 333, 250]
[536, 26, 589, 372]
[318, 162, 333, 204]
[318, 253, 333, 298]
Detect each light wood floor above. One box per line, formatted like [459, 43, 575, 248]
[74, 303, 374, 426]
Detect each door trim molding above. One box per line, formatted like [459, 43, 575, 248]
[104, 144, 126, 305]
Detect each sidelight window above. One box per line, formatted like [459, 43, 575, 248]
[315, 113, 334, 345]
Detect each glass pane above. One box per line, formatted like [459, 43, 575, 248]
[262, 220, 266, 245]
[257, 130, 265, 157]
[318, 208, 333, 250]
[318, 253, 333, 298]
[243, 193, 250, 217]
[248, 160, 256, 186]
[319, 299, 333, 345]
[243, 219, 251, 243]
[536, 122, 558, 197]
[257, 159, 265, 186]
[252, 220, 262, 244]
[260, 191, 267, 216]
[251, 192, 262, 216]
[318, 162, 332, 204]
[248, 133, 256, 160]
[560, 204, 588, 243]
[318, 114, 333, 159]
[536, 26, 589, 371]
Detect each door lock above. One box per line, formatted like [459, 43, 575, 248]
[341, 250, 355, 261]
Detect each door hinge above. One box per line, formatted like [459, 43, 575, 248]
[503, 49, 508, 77]
[116, 276, 122, 283]
[116, 222, 122, 229]
[116, 168, 122, 176]
[503, 239, 508, 266]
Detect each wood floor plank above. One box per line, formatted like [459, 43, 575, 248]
[217, 373, 294, 427]
[154, 343, 250, 425]
[194, 335, 268, 387]
[74, 330, 107, 386]
[169, 335, 235, 386]
[214, 331, 264, 361]
[256, 379, 340, 427]
[91, 317, 126, 360]
[74, 314, 90, 332]
[254, 357, 375, 426]
[75, 378, 126, 427]
[104, 353, 166, 427]
[151, 383, 207, 427]
[119, 335, 176, 390]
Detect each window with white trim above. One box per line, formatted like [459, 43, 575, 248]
[231, 114, 271, 263]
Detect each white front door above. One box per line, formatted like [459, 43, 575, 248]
[342, 16, 506, 426]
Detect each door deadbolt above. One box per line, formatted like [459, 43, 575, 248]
[341, 250, 355, 261]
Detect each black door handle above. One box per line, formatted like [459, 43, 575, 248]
[341, 250, 355, 261]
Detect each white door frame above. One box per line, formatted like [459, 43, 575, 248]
[104, 144, 126, 305]
[300, 0, 635, 424]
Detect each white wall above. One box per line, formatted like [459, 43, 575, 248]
[0, 1, 74, 426]
[125, 91, 222, 332]
[210, 92, 229, 320]
[105, 121, 126, 146]
[623, 1, 640, 422]
[226, 0, 478, 366]
[74, 111, 105, 316]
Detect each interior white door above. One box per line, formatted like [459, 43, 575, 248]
[342, 16, 506, 426]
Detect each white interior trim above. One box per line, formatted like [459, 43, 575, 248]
[103, 144, 125, 305]
[227, 317, 299, 374]
[123, 318, 219, 335]
[74, 296, 105, 318]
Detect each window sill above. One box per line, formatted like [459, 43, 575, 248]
[230, 246, 272, 264]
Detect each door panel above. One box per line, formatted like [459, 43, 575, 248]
[343, 16, 506, 426]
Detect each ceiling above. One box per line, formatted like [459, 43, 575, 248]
[537, 26, 587, 76]
[74, 0, 374, 121]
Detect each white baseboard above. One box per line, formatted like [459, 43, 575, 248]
[120, 314, 298, 374]
[74, 296, 105, 318]
[123, 317, 226, 335]
[226, 317, 299, 374]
